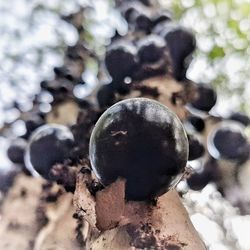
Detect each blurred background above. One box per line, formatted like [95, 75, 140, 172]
[0, 0, 250, 249]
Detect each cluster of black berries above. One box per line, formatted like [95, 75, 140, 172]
[98, 1, 196, 108]
[95, 0, 250, 202]
[2, 0, 250, 207]
[4, 7, 99, 189]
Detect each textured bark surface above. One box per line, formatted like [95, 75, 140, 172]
[46, 99, 80, 126]
[0, 174, 87, 250]
[74, 176, 206, 250]
[95, 179, 126, 231]
[0, 175, 44, 250]
[73, 172, 97, 231]
[33, 193, 81, 250]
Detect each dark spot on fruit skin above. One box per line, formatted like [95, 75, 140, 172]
[90, 98, 188, 201]
[25, 125, 75, 180]
[191, 83, 217, 112]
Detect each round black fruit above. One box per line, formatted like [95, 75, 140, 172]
[161, 24, 196, 80]
[191, 83, 217, 112]
[187, 134, 205, 161]
[207, 122, 249, 163]
[187, 167, 213, 191]
[152, 12, 172, 26]
[7, 138, 27, 164]
[97, 84, 115, 108]
[228, 112, 250, 127]
[104, 42, 137, 81]
[25, 124, 75, 179]
[187, 158, 219, 191]
[137, 35, 166, 64]
[187, 115, 205, 132]
[89, 98, 188, 201]
[22, 114, 45, 139]
[133, 12, 152, 33]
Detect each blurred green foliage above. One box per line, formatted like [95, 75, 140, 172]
[0, 0, 249, 118]
[164, 0, 250, 114]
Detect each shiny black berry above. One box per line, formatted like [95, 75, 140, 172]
[122, 4, 140, 23]
[207, 122, 249, 163]
[187, 171, 210, 191]
[228, 112, 250, 127]
[89, 98, 188, 201]
[161, 24, 196, 80]
[137, 35, 167, 64]
[7, 138, 27, 164]
[23, 115, 45, 139]
[97, 84, 115, 108]
[191, 83, 217, 112]
[188, 134, 205, 161]
[25, 124, 75, 179]
[152, 11, 172, 27]
[187, 115, 205, 132]
[187, 158, 219, 191]
[133, 12, 152, 33]
[105, 42, 137, 81]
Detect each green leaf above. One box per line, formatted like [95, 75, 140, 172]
[208, 46, 225, 59]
